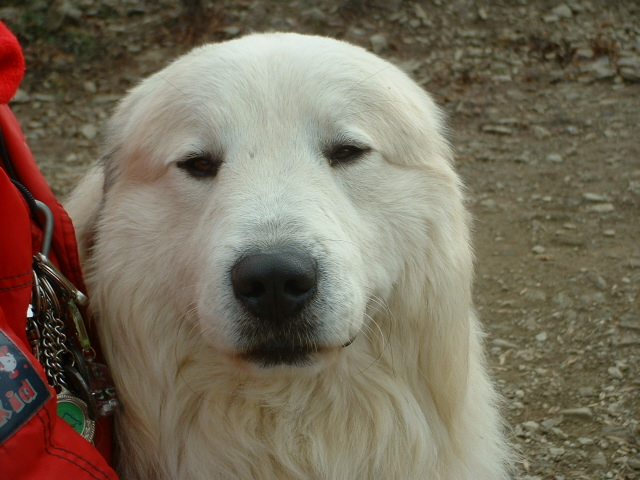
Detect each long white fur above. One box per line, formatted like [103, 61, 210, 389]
[66, 33, 511, 479]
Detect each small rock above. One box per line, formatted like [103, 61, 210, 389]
[552, 233, 585, 247]
[587, 203, 614, 213]
[576, 47, 594, 59]
[222, 26, 241, 37]
[479, 198, 499, 211]
[535, 331, 547, 342]
[620, 67, 640, 82]
[629, 458, 640, 470]
[552, 292, 573, 308]
[303, 8, 328, 23]
[57, 1, 83, 21]
[608, 366, 623, 379]
[580, 292, 606, 305]
[369, 34, 389, 54]
[578, 437, 594, 445]
[11, 88, 30, 103]
[549, 446, 565, 457]
[83, 81, 97, 94]
[414, 4, 430, 25]
[578, 386, 596, 396]
[559, 407, 593, 419]
[524, 289, 547, 301]
[551, 4, 573, 19]
[541, 418, 563, 429]
[545, 153, 563, 163]
[522, 420, 540, 432]
[587, 273, 607, 290]
[531, 125, 551, 139]
[482, 125, 513, 135]
[491, 338, 519, 349]
[80, 124, 98, 140]
[532, 245, 546, 254]
[582, 57, 616, 80]
[592, 451, 607, 467]
[618, 56, 640, 82]
[620, 313, 640, 330]
[603, 229, 615, 237]
[582, 192, 610, 202]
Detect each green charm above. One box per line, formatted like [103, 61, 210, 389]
[57, 389, 95, 443]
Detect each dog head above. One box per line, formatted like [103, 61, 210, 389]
[79, 33, 468, 371]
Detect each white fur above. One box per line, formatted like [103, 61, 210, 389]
[66, 33, 510, 479]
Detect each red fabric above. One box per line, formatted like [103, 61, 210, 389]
[0, 22, 24, 104]
[0, 20, 117, 480]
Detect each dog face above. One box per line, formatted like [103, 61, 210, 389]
[97, 33, 456, 369]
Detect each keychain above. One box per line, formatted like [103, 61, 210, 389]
[26, 200, 120, 443]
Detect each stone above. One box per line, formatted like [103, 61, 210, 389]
[559, 407, 593, 419]
[535, 331, 548, 342]
[592, 451, 607, 466]
[80, 124, 98, 140]
[582, 57, 616, 80]
[552, 292, 573, 307]
[482, 125, 513, 135]
[576, 47, 594, 59]
[587, 273, 607, 290]
[222, 26, 241, 37]
[57, 1, 83, 21]
[618, 56, 640, 82]
[541, 418, 563, 429]
[582, 192, 610, 202]
[587, 203, 614, 213]
[491, 338, 519, 349]
[578, 386, 596, 396]
[551, 4, 573, 19]
[532, 125, 551, 139]
[608, 366, 623, 379]
[545, 153, 563, 163]
[524, 289, 547, 301]
[620, 67, 640, 82]
[11, 88, 30, 103]
[522, 421, 540, 432]
[83, 81, 97, 94]
[369, 34, 389, 54]
[549, 447, 565, 457]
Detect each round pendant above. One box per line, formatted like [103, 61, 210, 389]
[57, 389, 95, 443]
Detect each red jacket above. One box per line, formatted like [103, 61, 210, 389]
[0, 21, 118, 479]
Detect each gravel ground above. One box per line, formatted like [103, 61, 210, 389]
[3, 1, 639, 478]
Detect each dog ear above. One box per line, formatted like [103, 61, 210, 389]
[64, 163, 106, 264]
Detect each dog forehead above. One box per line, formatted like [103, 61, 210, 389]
[186, 33, 385, 84]
[107, 33, 450, 175]
[113, 34, 402, 148]
[145, 33, 399, 115]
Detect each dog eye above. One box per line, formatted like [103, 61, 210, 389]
[328, 145, 368, 166]
[177, 155, 220, 178]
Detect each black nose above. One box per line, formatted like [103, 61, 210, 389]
[231, 249, 317, 324]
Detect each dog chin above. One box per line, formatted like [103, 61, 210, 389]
[233, 338, 355, 371]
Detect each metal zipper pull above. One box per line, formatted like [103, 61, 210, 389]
[28, 201, 98, 442]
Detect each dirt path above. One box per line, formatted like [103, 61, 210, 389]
[4, 1, 639, 478]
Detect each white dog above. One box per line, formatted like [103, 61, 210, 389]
[67, 33, 510, 479]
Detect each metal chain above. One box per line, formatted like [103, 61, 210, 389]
[28, 265, 73, 392]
